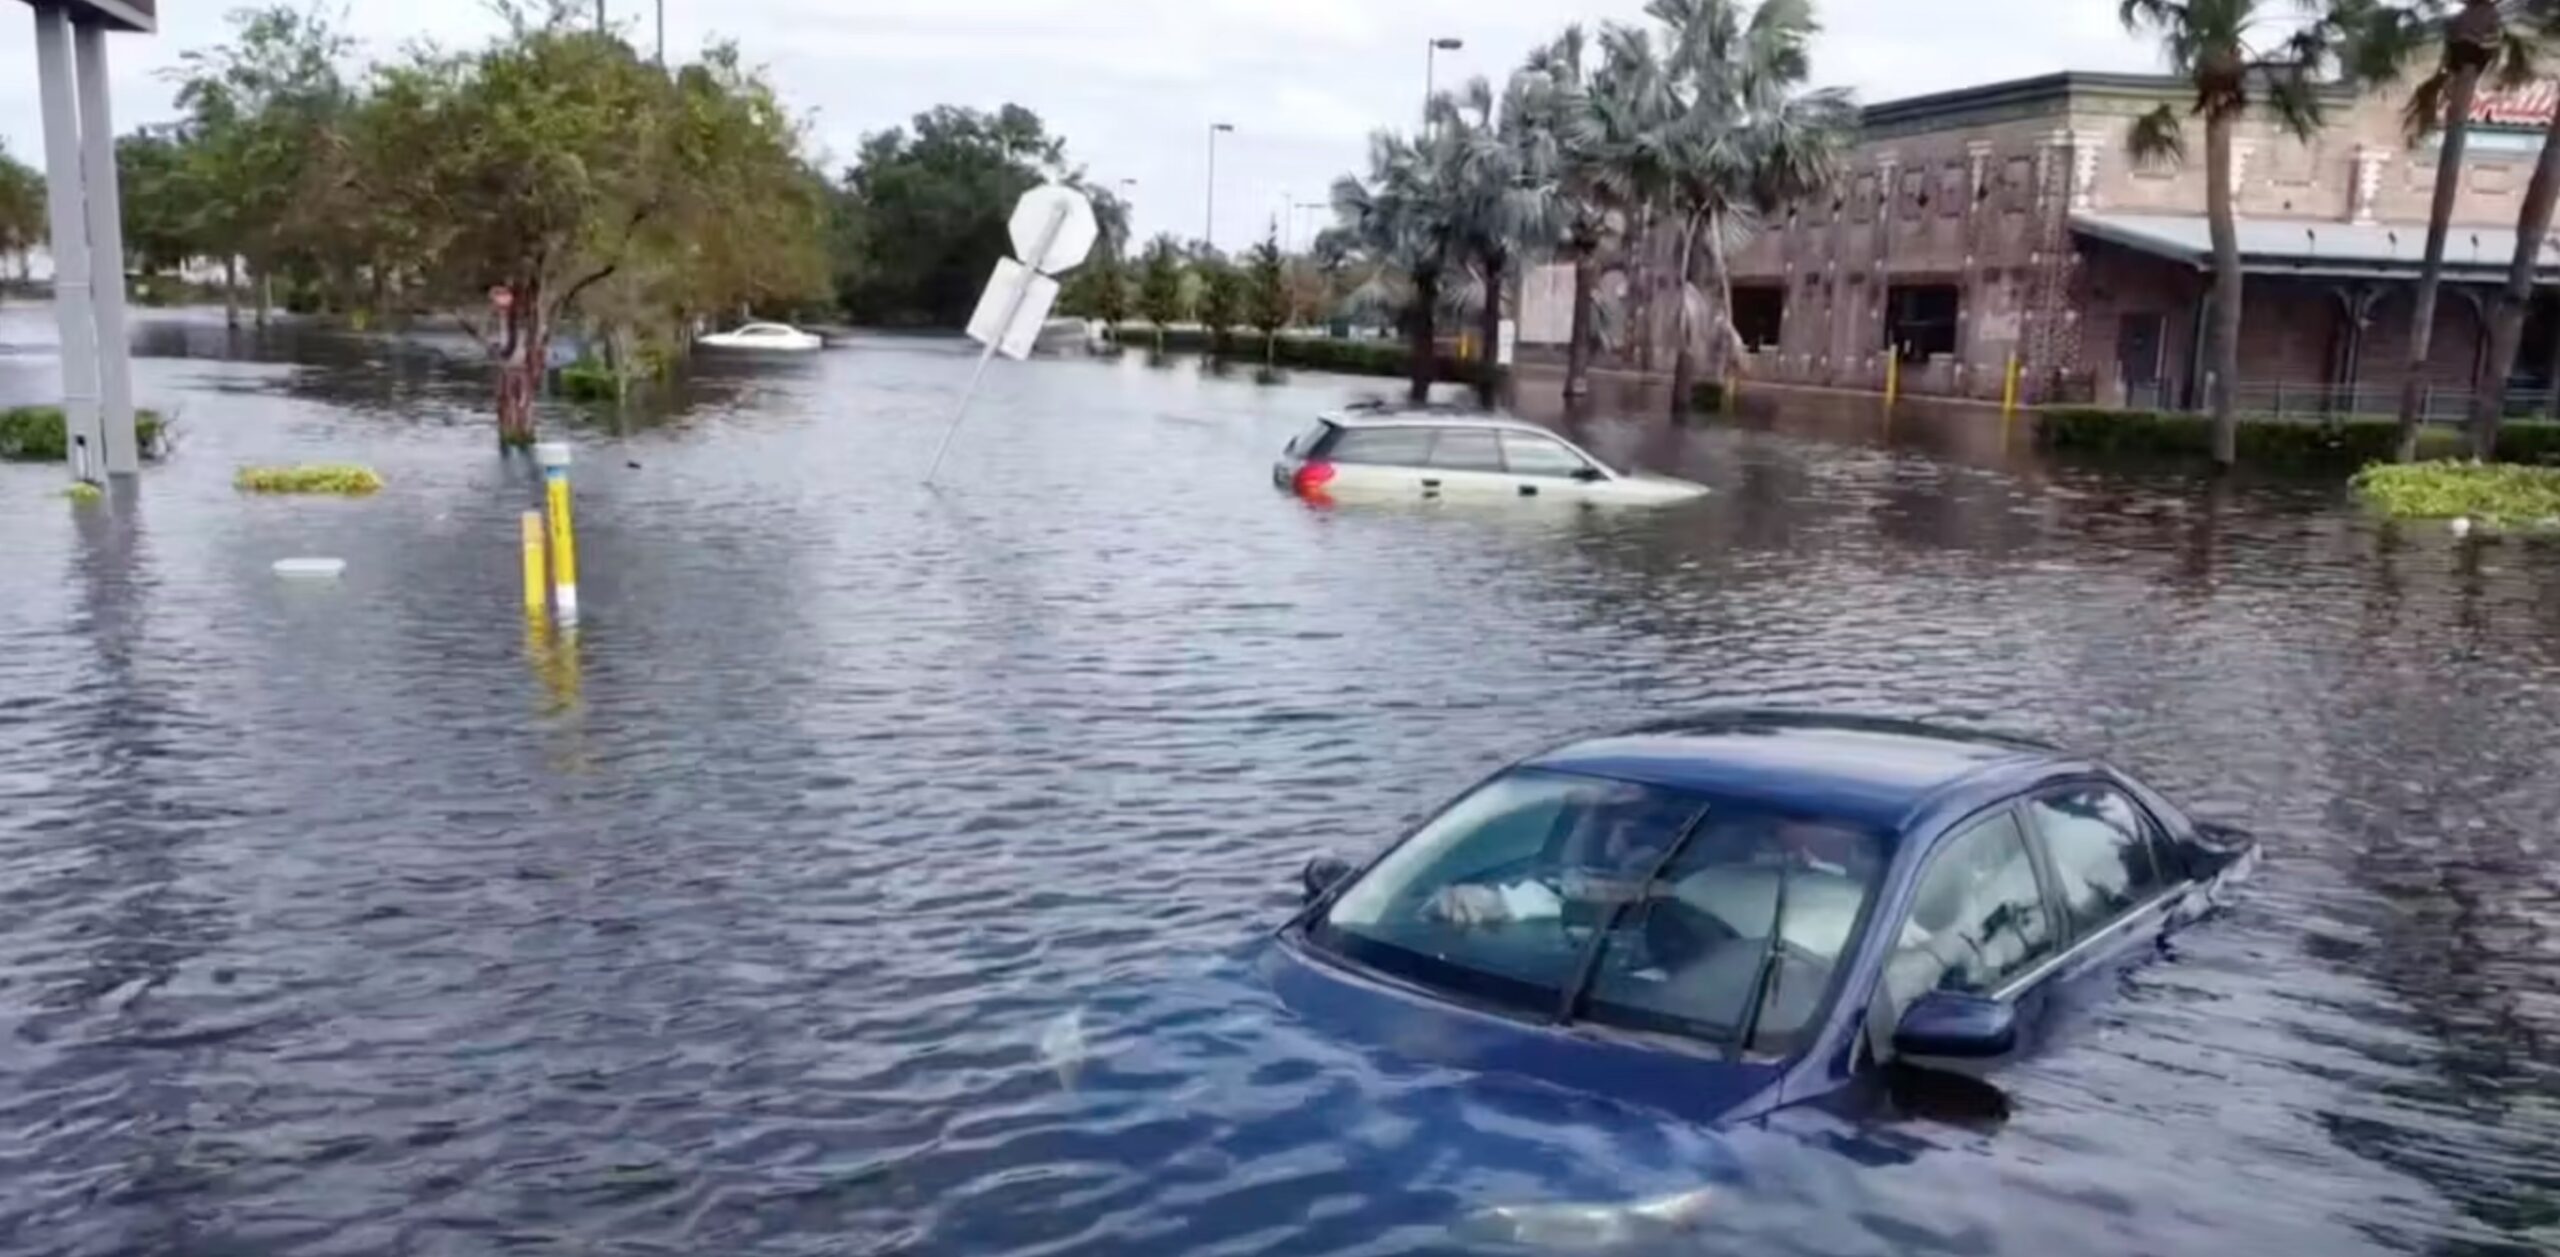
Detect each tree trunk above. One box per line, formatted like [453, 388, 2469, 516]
[1476, 250, 1505, 408]
[1565, 250, 1596, 399]
[1407, 274, 1439, 403]
[2471, 77, 2560, 456]
[494, 283, 545, 447]
[1704, 210, 1741, 380]
[223, 256, 240, 329]
[1666, 217, 1700, 420]
[1632, 205, 1657, 372]
[2397, 66, 2485, 460]
[2203, 113, 2244, 469]
[256, 270, 273, 328]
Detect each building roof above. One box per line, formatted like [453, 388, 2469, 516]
[2073, 211, 2560, 282]
[1523, 712, 2052, 832]
[1860, 70, 2360, 138]
[11, 1, 155, 33]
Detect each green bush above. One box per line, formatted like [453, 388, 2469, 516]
[557, 358, 620, 402]
[1689, 380, 1727, 412]
[0, 406, 169, 462]
[2352, 460, 2560, 526]
[1107, 326, 1465, 382]
[234, 463, 384, 495]
[2037, 407, 2560, 466]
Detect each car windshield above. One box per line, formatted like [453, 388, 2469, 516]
[1313, 768, 1890, 1056]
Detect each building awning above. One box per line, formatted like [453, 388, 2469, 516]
[2072, 211, 2560, 283]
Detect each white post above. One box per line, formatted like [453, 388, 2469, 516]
[76, 19, 139, 476]
[32, 3, 106, 483]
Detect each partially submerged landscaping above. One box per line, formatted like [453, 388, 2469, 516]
[2038, 407, 2560, 468]
[2352, 461, 2560, 530]
[0, 405, 169, 461]
[233, 464, 384, 495]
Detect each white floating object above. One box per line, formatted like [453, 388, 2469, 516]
[2450, 517, 2474, 537]
[272, 557, 347, 579]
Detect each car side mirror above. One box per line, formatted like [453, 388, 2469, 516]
[1571, 466, 1607, 482]
[1300, 856, 1354, 905]
[1892, 991, 2017, 1059]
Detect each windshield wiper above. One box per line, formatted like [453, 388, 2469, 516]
[1729, 855, 1792, 1057]
[1555, 804, 1711, 1024]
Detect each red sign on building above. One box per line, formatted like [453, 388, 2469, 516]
[2472, 81, 2560, 128]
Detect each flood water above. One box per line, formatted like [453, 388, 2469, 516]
[2, 305, 2556, 1257]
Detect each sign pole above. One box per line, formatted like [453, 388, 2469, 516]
[923, 199, 1070, 487]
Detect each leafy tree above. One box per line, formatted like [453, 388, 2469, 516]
[1197, 253, 1245, 352]
[0, 143, 41, 283]
[2122, 0, 2382, 467]
[834, 103, 1072, 326]
[1246, 228, 1289, 363]
[117, 128, 203, 281]
[172, 4, 355, 326]
[1136, 233, 1187, 351]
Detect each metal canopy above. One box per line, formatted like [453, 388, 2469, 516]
[2072, 211, 2560, 283]
[10, 0, 154, 32]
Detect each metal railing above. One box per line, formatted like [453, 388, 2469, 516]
[2123, 381, 2558, 423]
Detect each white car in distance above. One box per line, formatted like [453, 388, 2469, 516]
[697, 322, 824, 353]
[1273, 407, 1707, 505]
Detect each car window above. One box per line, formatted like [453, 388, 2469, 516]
[1317, 770, 1705, 1015]
[1286, 420, 1338, 458]
[1578, 810, 1890, 1056]
[1882, 811, 2056, 1014]
[1426, 428, 1506, 472]
[2025, 787, 2167, 936]
[1327, 427, 1435, 466]
[1501, 433, 1593, 478]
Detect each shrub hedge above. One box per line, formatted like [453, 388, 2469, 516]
[2352, 461, 2560, 526]
[0, 405, 169, 461]
[1106, 326, 1468, 382]
[2037, 407, 2560, 466]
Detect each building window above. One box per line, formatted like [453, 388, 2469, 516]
[1733, 286, 1785, 351]
[1886, 284, 1961, 361]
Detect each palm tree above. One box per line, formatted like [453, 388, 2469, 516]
[1435, 75, 1571, 407]
[1647, 0, 1854, 420]
[2120, 0, 2376, 468]
[2465, 2, 2560, 455]
[1332, 131, 1462, 402]
[2386, 0, 2533, 460]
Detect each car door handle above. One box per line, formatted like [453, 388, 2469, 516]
[1420, 478, 1441, 494]
[1518, 483, 1538, 497]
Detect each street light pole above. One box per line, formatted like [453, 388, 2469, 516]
[1204, 122, 1234, 251]
[1424, 37, 1463, 132]
[656, 0, 665, 63]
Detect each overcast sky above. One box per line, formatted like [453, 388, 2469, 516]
[0, 0, 2157, 249]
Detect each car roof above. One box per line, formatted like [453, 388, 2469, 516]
[1521, 711, 2059, 834]
[1317, 403, 1554, 435]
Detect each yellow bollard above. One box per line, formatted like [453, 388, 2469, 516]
[520, 510, 548, 614]
[2001, 352, 2022, 417]
[1721, 371, 1738, 414]
[1884, 350, 1900, 407]
[536, 442, 579, 623]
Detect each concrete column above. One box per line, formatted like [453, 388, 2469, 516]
[75, 19, 139, 476]
[32, 3, 106, 483]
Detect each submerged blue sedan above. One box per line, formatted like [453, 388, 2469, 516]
[1264, 712, 2253, 1125]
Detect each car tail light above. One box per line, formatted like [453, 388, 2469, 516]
[1293, 460, 1337, 494]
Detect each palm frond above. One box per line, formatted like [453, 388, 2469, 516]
[2127, 102, 2189, 166]
[2401, 70, 2452, 144]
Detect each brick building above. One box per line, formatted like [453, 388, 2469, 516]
[1522, 69, 2560, 411]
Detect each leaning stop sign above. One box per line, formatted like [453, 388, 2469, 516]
[1007, 185, 1098, 277]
